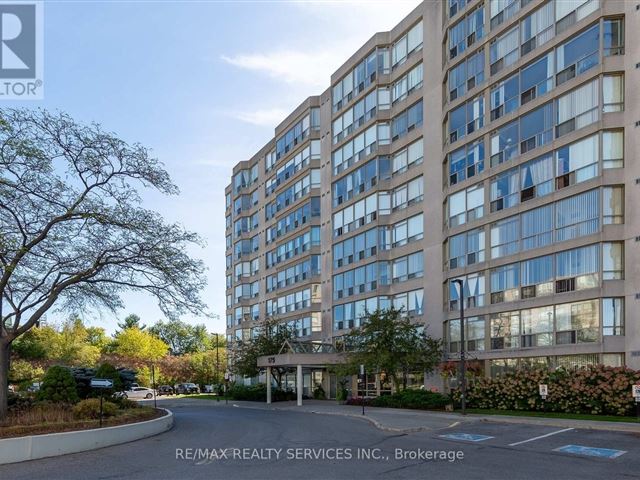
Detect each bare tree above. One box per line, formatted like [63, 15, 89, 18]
[0, 108, 208, 420]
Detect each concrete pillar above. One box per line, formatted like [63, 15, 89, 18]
[375, 373, 381, 397]
[296, 364, 303, 406]
[266, 367, 272, 404]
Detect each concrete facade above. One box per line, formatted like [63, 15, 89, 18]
[225, 0, 640, 385]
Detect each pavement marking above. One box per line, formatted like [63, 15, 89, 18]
[447, 421, 461, 428]
[439, 433, 494, 442]
[554, 445, 627, 459]
[508, 428, 574, 446]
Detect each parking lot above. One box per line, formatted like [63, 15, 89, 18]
[435, 420, 638, 462]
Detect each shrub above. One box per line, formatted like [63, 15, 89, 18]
[371, 390, 450, 410]
[73, 398, 118, 419]
[313, 384, 326, 400]
[228, 384, 296, 402]
[452, 365, 640, 416]
[112, 397, 139, 410]
[37, 366, 79, 404]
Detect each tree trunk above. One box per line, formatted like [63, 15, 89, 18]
[0, 340, 9, 423]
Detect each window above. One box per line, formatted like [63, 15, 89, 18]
[555, 189, 599, 241]
[521, 204, 553, 251]
[491, 263, 520, 304]
[448, 183, 484, 227]
[333, 193, 378, 237]
[520, 102, 552, 153]
[520, 2, 554, 55]
[275, 111, 317, 161]
[333, 228, 379, 268]
[556, 244, 599, 291]
[602, 131, 623, 169]
[490, 121, 518, 167]
[603, 19, 624, 56]
[490, 0, 520, 29]
[392, 139, 423, 175]
[555, 24, 599, 86]
[448, 139, 484, 185]
[448, 6, 484, 60]
[387, 213, 424, 249]
[555, 300, 599, 344]
[490, 310, 520, 350]
[448, 96, 483, 144]
[520, 154, 553, 202]
[490, 216, 519, 258]
[392, 251, 424, 283]
[520, 52, 554, 105]
[490, 26, 519, 75]
[448, 227, 485, 269]
[490, 73, 519, 121]
[449, 0, 467, 18]
[556, 0, 599, 34]
[392, 176, 423, 211]
[602, 186, 624, 224]
[521, 305, 553, 346]
[332, 125, 387, 175]
[332, 158, 389, 207]
[449, 273, 485, 310]
[393, 63, 423, 103]
[603, 74, 624, 113]
[555, 134, 598, 189]
[556, 79, 599, 138]
[490, 168, 519, 212]
[521, 254, 553, 298]
[602, 242, 624, 280]
[392, 22, 423, 68]
[448, 50, 485, 101]
[602, 298, 624, 335]
[448, 316, 485, 353]
[392, 100, 423, 141]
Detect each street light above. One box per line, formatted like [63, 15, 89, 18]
[452, 278, 466, 416]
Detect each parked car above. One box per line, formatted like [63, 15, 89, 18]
[117, 387, 156, 400]
[157, 385, 175, 396]
[175, 383, 200, 394]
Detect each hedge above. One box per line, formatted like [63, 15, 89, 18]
[227, 384, 297, 402]
[452, 365, 640, 416]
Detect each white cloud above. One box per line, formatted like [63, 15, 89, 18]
[229, 108, 290, 127]
[221, 50, 336, 88]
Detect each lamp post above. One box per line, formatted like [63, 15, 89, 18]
[452, 278, 466, 416]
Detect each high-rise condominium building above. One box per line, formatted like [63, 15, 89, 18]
[225, 0, 639, 394]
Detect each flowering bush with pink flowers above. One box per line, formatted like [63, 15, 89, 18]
[451, 365, 640, 416]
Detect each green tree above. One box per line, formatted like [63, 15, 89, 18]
[0, 108, 207, 420]
[231, 318, 294, 388]
[112, 327, 168, 362]
[117, 313, 146, 332]
[9, 359, 45, 387]
[345, 308, 443, 392]
[37, 365, 79, 403]
[149, 319, 210, 355]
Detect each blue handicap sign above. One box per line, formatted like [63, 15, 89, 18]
[439, 433, 494, 442]
[554, 445, 626, 459]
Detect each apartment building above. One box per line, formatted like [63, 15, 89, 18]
[225, 0, 640, 392]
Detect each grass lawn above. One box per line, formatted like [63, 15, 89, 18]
[0, 406, 165, 439]
[462, 408, 640, 423]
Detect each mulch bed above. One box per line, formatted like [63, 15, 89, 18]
[0, 408, 166, 439]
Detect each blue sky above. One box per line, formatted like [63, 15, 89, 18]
[13, 0, 420, 334]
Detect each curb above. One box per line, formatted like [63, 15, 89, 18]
[0, 408, 173, 465]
